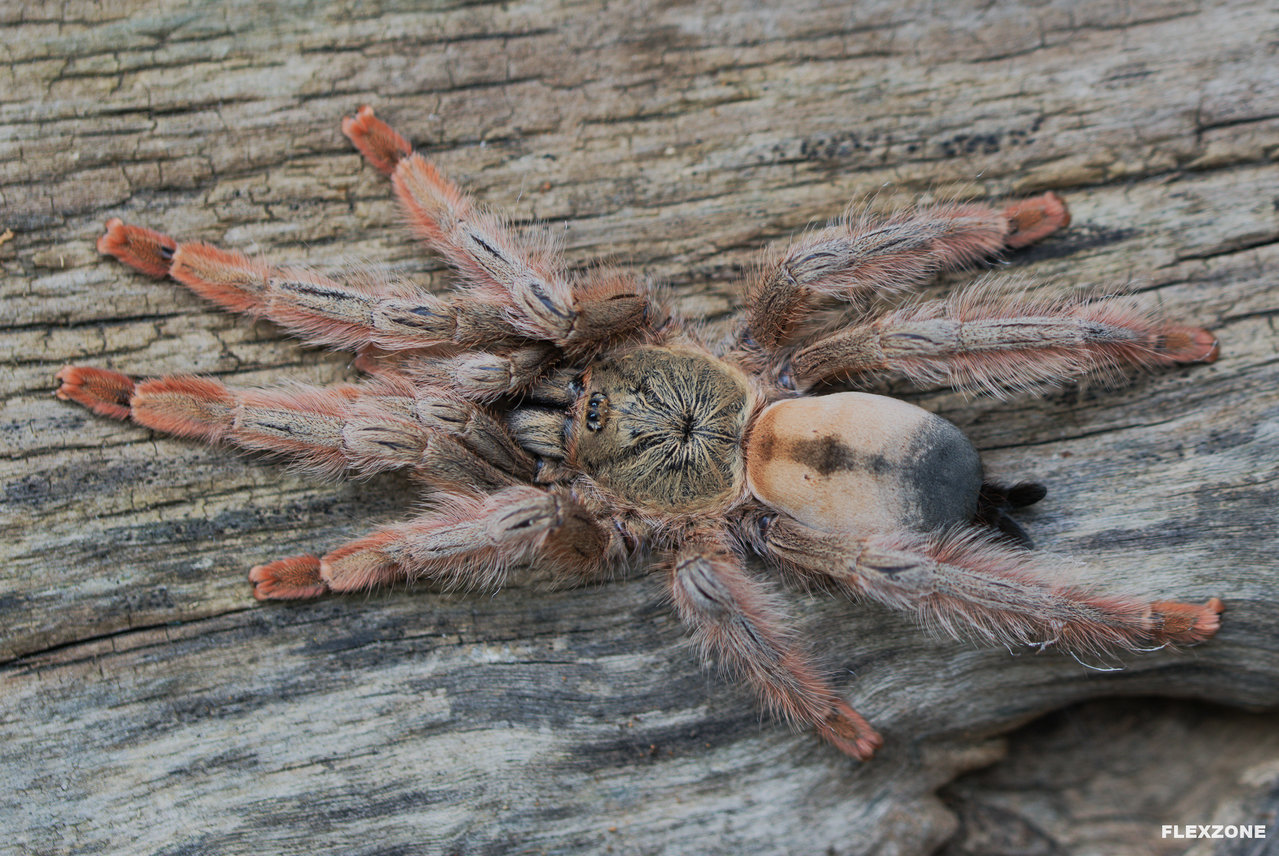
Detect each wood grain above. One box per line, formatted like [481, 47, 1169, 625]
[2, 1, 1277, 854]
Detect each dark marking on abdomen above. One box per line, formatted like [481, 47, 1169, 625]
[787, 435, 891, 477]
[902, 420, 983, 530]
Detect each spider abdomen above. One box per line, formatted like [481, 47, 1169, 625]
[745, 393, 982, 534]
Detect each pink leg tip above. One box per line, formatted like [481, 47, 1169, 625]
[98, 219, 177, 278]
[1003, 192, 1071, 248]
[342, 105, 413, 176]
[1152, 597, 1224, 645]
[1160, 326, 1220, 364]
[55, 365, 135, 420]
[819, 701, 883, 761]
[249, 556, 329, 600]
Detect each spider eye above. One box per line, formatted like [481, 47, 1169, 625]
[585, 392, 608, 432]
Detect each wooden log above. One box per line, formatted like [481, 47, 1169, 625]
[2, 1, 1276, 853]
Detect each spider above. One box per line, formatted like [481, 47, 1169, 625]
[56, 106, 1225, 760]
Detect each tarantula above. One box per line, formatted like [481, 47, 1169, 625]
[56, 106, 1224, 760]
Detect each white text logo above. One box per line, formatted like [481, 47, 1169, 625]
[1161, 825, 1267, 839]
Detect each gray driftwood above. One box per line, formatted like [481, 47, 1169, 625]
[2, 1, 1277, 854]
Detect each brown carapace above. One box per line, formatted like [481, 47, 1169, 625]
[57, 107, 1223, 760]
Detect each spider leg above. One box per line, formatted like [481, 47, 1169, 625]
[54, 367, 534, 486]
[344, 106, 651, 352]
[96, 218, 527, 353]
[410, 393, 536, 479]
[741, 194, 1069, 350]
[389, 343, 560, 402]
[758, 515, 1223, 653]
[249, 485, 623, 599]
[790, 285, 1219, 393]
[670, 530, 882, 760]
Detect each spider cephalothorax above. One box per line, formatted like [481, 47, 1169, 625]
[57, 107, 1223, 760]
[517, 345, 755, 513]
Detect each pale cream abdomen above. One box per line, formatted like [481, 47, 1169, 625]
[745, 392, 982, 534]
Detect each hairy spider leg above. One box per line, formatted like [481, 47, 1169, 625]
[96, 218, 528, 353]
[670, 530, 883, 760]
[344, 105, 650, 352]
[250, 485, 624, 599]
[742, 194, 1070, 350]
[53, 367, 532, 488]
[791, 285, 1219, 393]
[381, 343, 561, 403]
[758, 515, 1223, 653]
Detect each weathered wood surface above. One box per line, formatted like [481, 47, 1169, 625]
[940, 698, 1279, 856]
[2, 1, 1277, 854]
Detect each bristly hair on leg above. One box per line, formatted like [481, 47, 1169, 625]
[758, 516, 1222, 658]
[856, 276, 1219, 396]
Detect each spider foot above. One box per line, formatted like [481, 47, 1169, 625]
[250, 555, 330, 600]
[97, 218, 176, 277]
[54, 365, 135, 420]
[1002, 192, 1070, 248]
[1158, 325, 1220, 364]
[1151, 597, 1224, 645]
[342, 105, 413, 176]
[816, 701, 883, 761]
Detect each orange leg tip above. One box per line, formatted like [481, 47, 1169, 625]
[1152, 597, 1224, 644]
[1003, 191, 1071, 248]
[1160, 326, 1220, 364]
[1199, 597, 1226, 636]
[821, 701, 883, 761]
[97, 219, 177, 278]
[343, 104, 413, 176]
[54, 365, 136, 420]
[249, 556, 328, 600]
